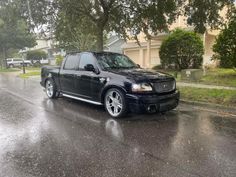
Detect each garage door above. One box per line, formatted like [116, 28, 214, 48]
[125, 50, 140, 65]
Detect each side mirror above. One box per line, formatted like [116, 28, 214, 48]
[137, 64, 141, 68]
[84, 64, 95, 72]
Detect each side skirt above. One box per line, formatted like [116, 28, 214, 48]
[62, 93, 103, 106]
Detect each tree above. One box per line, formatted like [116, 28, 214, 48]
[55, 14, 98, 51]
[17, 0, 56, 31]
[49, 0, 182, 51]
[0, 3, 36, 67]
[213, 11, 236, 68]
[159, 29, 204, 70]
[26, 50, 47, 60]
[17, 0, 236, 51]
[184, 0, 235, 34]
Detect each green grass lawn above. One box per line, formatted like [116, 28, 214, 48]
[19, 71, 41, 78]
[0, 66, 41, 78]
[156, 68, 236, 87]
[199, 68, 236, 87]
[0, 68, 20, 72]
[25, 67, 41, 71]
[179, 86, 236, 107]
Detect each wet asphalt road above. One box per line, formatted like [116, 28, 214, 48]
[0, 73, 236, 177]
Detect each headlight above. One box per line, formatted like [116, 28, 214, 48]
[132, 83, 153, 92]
[173, 81, 176, 90]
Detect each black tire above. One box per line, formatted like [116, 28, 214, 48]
[45, 79, 58, 99]
[104, 88, 128, 118]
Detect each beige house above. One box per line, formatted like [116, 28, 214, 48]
[122, 14, 225, 68]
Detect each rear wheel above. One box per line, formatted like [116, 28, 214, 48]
[45, 79, 58, 99]
[9, 64, 14, 68]
[105, 88, 127, 118]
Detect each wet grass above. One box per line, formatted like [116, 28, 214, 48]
[155, 68, 236, 87]
[0, 68, 20, 72]
[25, 67, 41, 71]
[179, 87, 236, 107]
[199, 68, 236, 87]
[19, 71, 41, 78]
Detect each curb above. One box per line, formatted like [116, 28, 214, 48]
[180, 99, 236, 116]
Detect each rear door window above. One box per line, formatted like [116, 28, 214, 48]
[64, 55, 79, 70]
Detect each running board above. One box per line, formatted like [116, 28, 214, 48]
[62, 93, 103, 106]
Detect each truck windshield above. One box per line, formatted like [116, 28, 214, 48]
[96, 53, 138, 70]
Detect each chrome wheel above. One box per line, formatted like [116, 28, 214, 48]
[105, 90, 123, 117]
[46, 80, 54, 98]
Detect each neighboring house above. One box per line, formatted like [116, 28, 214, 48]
[20, 36, 65, 65]
[104, 35, 125, 54]
[21, 37, 53, 57]
[122, 11, 227, 68]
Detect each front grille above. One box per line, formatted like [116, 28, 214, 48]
[153, 80, 175, 93]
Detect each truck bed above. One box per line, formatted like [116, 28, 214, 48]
[41, 65, 61, 87]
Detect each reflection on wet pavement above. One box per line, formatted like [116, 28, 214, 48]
[0, 73, 236, 177]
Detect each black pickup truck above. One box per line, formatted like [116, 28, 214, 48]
[40, 52, 179, 118]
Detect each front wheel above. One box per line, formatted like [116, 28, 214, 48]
[45, 79, 58, 99]
[105, 88, 127, 118]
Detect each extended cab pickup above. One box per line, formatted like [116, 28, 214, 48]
[40, 52, 179, 118]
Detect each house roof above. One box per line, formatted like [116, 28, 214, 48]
[105, 35, 125, 47]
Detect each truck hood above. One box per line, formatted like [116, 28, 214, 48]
[107, 68, 174, 82]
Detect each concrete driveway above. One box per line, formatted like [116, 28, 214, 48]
[0, 73, 236, 177]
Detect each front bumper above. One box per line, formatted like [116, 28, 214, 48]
[126, 90, 180, 113]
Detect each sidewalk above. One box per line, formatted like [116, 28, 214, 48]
[177, 82, 236, 90]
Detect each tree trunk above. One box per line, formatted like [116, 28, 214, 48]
[96, 27, 104, 52]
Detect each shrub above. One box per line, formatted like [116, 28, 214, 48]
[55, 55, 64, 65]
[152, 65, 163, 70]
[159, 29, 204, 70]
[213, 14, 236, 69]
[26, 50, 47, 60]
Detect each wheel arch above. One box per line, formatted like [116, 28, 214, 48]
[101, 85, 127, 104]
[44, 76, 57, 89]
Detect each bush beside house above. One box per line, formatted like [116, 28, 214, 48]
[159, 29, 204, 70]
[55, 55, 64, 66]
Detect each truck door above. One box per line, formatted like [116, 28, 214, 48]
[60, 54, 80, 95]
[75, 53, 103, 100]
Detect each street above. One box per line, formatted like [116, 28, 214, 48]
[0, 73, 236, 177]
